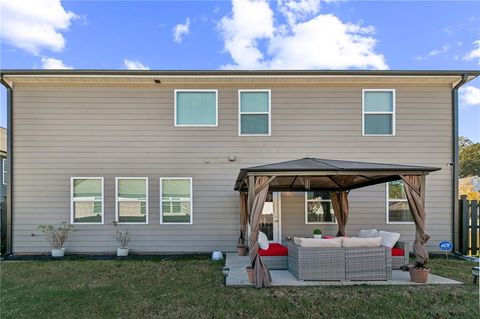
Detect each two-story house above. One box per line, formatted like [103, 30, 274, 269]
[0, 70, 478, 255]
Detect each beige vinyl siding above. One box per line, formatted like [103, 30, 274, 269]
[12, 83, 452, 253]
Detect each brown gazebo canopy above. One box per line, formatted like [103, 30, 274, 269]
[234, 158, 440, 288]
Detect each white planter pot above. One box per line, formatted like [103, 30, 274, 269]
[117, 248, 129, 257]
[51, 248, 65, 257]
[212, 251, 223, 260]
[313, 234, 322, 239]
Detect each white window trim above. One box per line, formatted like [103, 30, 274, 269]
[386, 182, 414, 224]
[304, 192, 337, 225]
[362, 89, 396, 136]
[70, 177, 104, 225]
[238, 89, 272, 136]
[174, 89, 218, 127]
[2, 158, 6, 185]
[115, 177, 149, 224]
[160, 177, 193, 225]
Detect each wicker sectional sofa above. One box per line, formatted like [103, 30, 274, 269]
[392, 241, 411, 269]
[288, 243, 392, 281]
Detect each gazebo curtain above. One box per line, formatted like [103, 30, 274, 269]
[238, 193, 248, 247]
[248, 176, 272, 288]
[401, 175, 430, 266]
[331, 191, 349, 237]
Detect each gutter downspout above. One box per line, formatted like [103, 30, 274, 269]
[0, 74, 13, 255]
[452, 74, 469, 254]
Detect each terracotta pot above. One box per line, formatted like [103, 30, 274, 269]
[409, 267, 430, 283]
[237, 246, 247, 256]
[246, 266, 254, 283]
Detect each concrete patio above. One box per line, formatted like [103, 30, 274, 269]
[225, 253, 463, 286]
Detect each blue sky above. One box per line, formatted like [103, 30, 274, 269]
[1, 0, 479, 141]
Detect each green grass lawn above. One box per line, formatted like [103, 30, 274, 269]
[1, 256, 478, 319]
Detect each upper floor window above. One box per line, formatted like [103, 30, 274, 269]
[175, 90, 218, 127]
[362, 89, 395, 136]
[116, 177, 148, 224]
[387, 180, 413, 223]
[305, 191, 336, 224]
[239, 90, 271, 136]
[160, 177, 193, 224]
[71, 177, 104, 224]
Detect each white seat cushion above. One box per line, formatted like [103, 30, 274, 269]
[342, 237, 382, 248]
[378, 230, 401, 248]
[258, 231, 269, 250]
[297, 237, 342, 248]
[358, 229, 378, 238]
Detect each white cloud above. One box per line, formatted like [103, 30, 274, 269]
[218, 0, 387, 70]
[219, 0, 274, 69]
[123, 59, 150, 70]
[414, 42, 463, 61]
[40, 57, 73, 69]
[460, 86, 480, 106]
[0, 0, 78, 55]
[278, 0, 322, 26]
[464, 40, 480, 64]
[173, 18, 191, 43]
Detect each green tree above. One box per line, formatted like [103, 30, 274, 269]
[459, 137, 480, 177]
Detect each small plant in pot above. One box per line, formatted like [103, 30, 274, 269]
[114, 221, 131, 257]
[313, 228, 322, 239]
[36, 222, 74, 258]
[408, 262, 431, 283]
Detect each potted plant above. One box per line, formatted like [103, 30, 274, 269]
[114, 221, 130, 257]
[313, 228, 322, 239]
[237, 230, 248, 256]
[36, 222, 74, 257]
[245, 266, 254, 283]
[408, 262, 430, 283]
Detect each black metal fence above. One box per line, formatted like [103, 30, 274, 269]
[459, 198, 479, 255]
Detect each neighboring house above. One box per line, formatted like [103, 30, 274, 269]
[0, 127, 6, 254]
[459, 176, 480, 192]
[0, 70, 478, 255]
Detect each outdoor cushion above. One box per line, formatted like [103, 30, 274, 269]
[258, 232, 270, 250]
[322, 235, 334, 239]
[378, 231, 401, 248]
[391, 247, 405, 256]
[297, 237, 342, 248]
[358, 229, 378, 238]
[342, 236, 382, 248]
[259, 243, 288, 256]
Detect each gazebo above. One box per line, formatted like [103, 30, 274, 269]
[234, 158, 440, 288]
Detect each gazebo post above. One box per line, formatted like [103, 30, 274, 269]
[248, 175, 255, 213]
[421, 175, 426, 206]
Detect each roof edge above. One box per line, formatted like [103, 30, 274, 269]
[1, 69, 480, 77]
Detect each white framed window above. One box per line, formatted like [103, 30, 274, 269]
[2, 158, 6, 185]
[305, 191, 336, 224]
[386, 180, 414, 224]
[115, 177, 149, 224]
[70, 177, 104, 224]
[238, 89, 271, 136]
[160, 177, 193, 224]
[174, 90, 218, 127]
[362, 89, 395, 136]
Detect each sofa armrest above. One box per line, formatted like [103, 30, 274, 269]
[394, 241, 412, 253]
